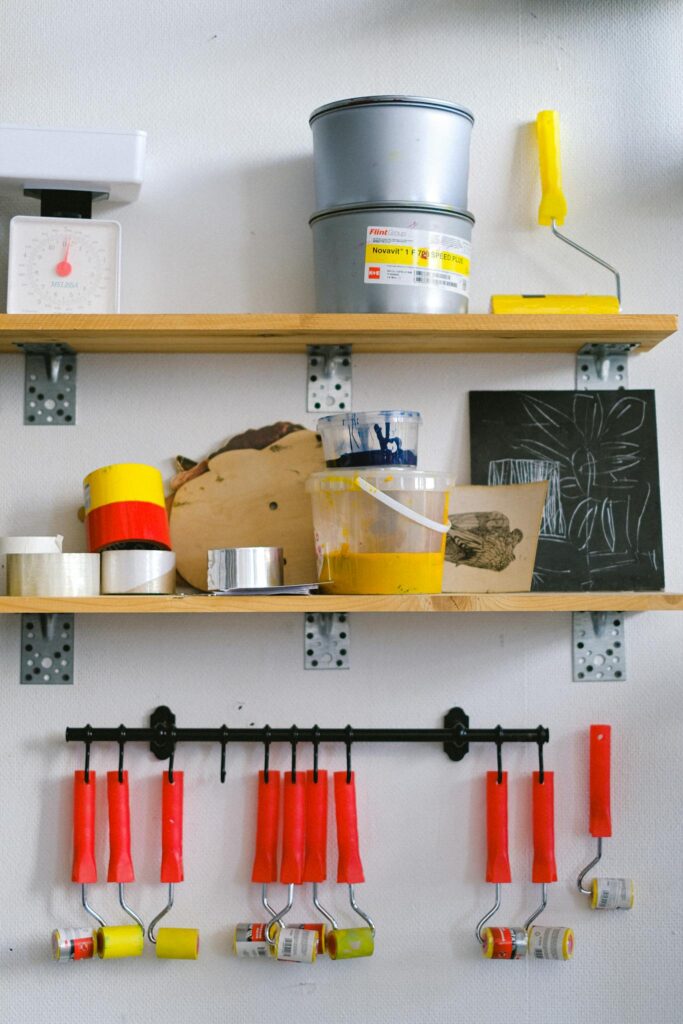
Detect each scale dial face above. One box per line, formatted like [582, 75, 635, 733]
[7, 215, 121, 313]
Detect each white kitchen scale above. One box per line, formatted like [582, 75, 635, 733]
[0, 123, 146, 423]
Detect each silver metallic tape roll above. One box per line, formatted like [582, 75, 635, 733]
[101, 550, 177, 594]
[0, 535, 63, 595]
[207, 547, 284, 591]
[7, 553, 100, 597]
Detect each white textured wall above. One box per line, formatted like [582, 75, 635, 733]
[1, 2, 683, 1022]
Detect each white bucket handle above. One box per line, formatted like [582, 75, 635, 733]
[354, 475, 450, 534]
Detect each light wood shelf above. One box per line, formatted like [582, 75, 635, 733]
[0, 593, 681, 614]
[0, 313, 677, 354]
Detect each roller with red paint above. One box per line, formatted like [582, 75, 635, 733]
[524, 771, 574, 960]
[52, 769, 105, 962]
[147, 768, 200, 958]
[577, 725, 634, 910]
[95, 769, 145, 959]
[477, 771, 527, 960]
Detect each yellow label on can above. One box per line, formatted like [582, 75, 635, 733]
[364, 225, 470, 294]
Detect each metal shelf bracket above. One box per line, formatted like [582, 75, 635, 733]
[18, 343, 77, 424]
[20, 613, 74, 684]
[307, 344, 352, 412]
[304, 612, 350, 670]
[573, 611, 626, 681]
[575, 342, 635, 390]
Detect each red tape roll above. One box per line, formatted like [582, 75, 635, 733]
[85, 500, 171, 552]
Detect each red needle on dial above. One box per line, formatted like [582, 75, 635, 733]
[56, 238, 72, 278]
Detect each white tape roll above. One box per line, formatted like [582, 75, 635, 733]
[101, 550, 176, 594]
[7, 553, 100, 596]
[0, 536, 63, 595]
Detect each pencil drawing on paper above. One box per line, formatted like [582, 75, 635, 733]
[446, 511, 523, 573]
[469, 391, 665, 592]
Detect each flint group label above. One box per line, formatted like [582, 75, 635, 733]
[364, 225, 470, 293]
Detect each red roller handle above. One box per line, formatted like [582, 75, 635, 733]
[251, 771, 281, 884]
[72, 770, 97, 884]
[531, 771, 557, 883]
[303, 770, 328, 883]
[280, 773, 306, 885]
[590, 724, 612, 838]
[106, 770, 135, 884]
[334, 771, 365, 884]
[486, 771, 511, 883]
[160, 772, 184, 883]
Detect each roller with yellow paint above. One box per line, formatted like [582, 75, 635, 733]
[96, 769, 145, 959]
[147, 770, 200, 960]
[491, 110, 621, 314]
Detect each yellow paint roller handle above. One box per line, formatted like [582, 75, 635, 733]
[537, 110, 568, 226]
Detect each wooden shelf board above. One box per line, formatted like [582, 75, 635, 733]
[0, 593, 681, 614]
[0, 313, 677, 355]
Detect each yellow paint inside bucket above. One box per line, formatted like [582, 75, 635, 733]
[320, 549, 444, 594]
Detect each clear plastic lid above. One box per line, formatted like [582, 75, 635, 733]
[307, 468, 454, 492]
[317, 410, 422, 429]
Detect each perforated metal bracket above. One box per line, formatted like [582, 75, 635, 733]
[572, 611, 626, 682]
[575, 343, 635, 390]
[19, 343, 77, 424]
[20, 613, 74, 684]
[304, 612, 350, 669]
[307, 345, 352, 413]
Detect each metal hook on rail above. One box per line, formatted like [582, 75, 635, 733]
[219, 725, 229, 783]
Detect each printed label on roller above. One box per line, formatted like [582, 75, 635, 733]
[284, 923, 326, 955]
[483, 926, 527, 960]
[276, 926, 318, 963]
[52, 927, 95, 961]
[233, 922, 273, 958]
[364, 225, 470, 294]
[528, 926, 574, 961]
[592, 877, 634, 910]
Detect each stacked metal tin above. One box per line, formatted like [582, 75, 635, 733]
[309, 95, 474, 313]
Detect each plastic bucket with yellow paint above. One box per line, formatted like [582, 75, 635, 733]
[306, 468, 454, 594]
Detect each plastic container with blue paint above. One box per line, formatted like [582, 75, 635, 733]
[317, 410, 422, 467]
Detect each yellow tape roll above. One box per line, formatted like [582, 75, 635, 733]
[97, 925, 144, 959]
[327, 928, 374, 960]
[155, 927, 200, 960]
[84, 464, 166, 513]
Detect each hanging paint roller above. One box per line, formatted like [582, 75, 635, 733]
[524, 771, 574, 960]
[95, 769, 145, 959]
[147, 769, 200, 958]
[577, 725, 634, 910]
[491, 110, 621, 314]
[320, 770, 375, 960]
[477, 770, 528, 960]
[265, 761, 319, 963]
[233, 768, 281, 959]
[52, 769, 105, 962]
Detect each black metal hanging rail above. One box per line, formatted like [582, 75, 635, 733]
[65, 705, 549, 772]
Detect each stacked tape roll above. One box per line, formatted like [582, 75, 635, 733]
[7, 553, 100, 596]
[0, 535, 63, 594]
[101, 550, 177, 594]
[83, 463, 171, 552]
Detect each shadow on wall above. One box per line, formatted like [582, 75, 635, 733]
[232, 154, 316, 312]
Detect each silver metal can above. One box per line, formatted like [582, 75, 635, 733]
[207, 547, 284, 592]
[309, 95, 474, 209]
[309, 202, 474, 314]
